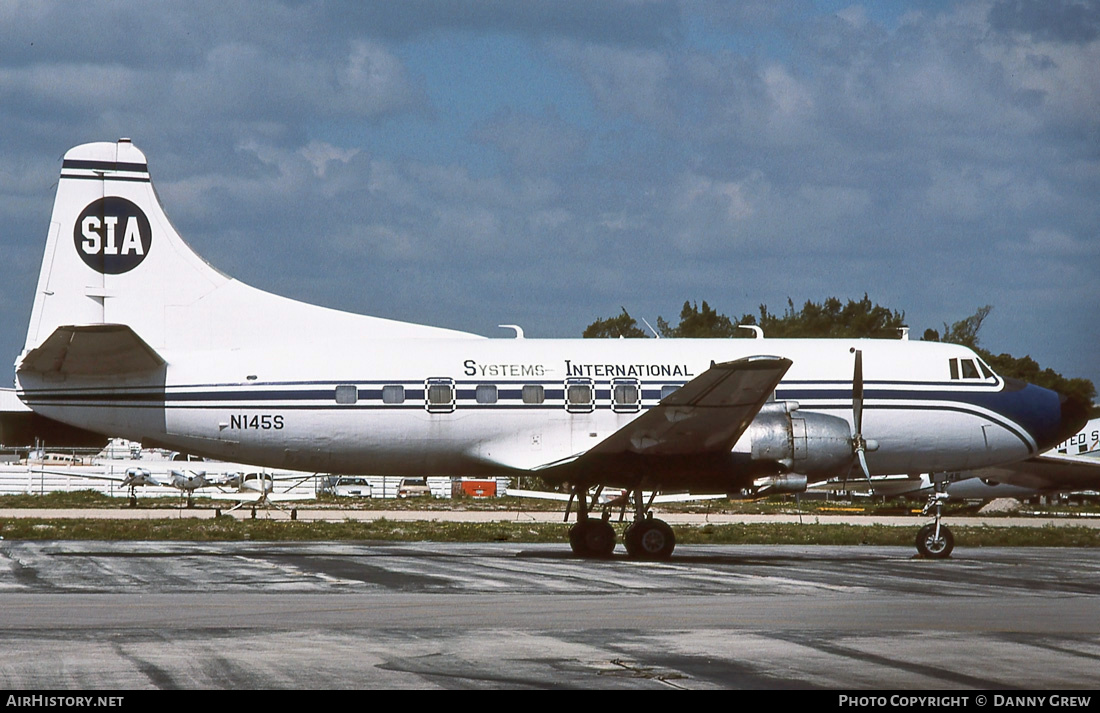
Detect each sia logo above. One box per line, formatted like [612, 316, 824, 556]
[73, 197, 152, 274]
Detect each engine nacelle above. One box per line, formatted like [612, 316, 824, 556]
[733, 401, 853, 479]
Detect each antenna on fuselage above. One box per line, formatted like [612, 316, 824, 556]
[640, 317, 660, 339]
[737, 324, 764, 339]
[498, 325, 524, 339]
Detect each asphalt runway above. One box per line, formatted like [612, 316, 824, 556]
[2, 540, 1099, 689]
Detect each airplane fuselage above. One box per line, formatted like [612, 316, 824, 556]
[17, 335, 1064, 492]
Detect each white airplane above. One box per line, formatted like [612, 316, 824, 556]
[207, 471, 315, 516]
[63, 464, 164, 505]
[165, 468, 218, 506]
[12, 140, 1089, 559]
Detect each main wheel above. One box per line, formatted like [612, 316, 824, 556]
[915, 523, 954, 559]
[624, 519, 676, 560]
[569, 521, 617, 558]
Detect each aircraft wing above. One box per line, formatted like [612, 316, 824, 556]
[28, 468, 162, 486]
[585, 355, 792, 457]
[208, 491, 266, 503]
[207, 491, 314, 502]
[807, 473, 926, 497]
[966, 452, 1100, 492]
[508, 488, 725, 504]
[506, 488, 571, 501]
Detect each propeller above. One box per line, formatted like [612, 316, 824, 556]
[849, 348, 877, 485]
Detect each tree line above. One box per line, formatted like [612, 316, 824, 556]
[582, 296, 1095, 407]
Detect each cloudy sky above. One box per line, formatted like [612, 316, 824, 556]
[1, 0, 1097, 391]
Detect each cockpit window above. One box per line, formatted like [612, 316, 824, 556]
[949, 357, 996, 381]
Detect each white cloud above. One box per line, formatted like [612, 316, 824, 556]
[299, 141, 361, 178]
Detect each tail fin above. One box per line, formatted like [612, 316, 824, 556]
[23, 139, 227, 355]
[21, 139, 479, 366]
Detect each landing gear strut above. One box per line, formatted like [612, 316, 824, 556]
[623, 487, 675, 560]
[565, 484, 677, 560]
[916, 484, 954, 559]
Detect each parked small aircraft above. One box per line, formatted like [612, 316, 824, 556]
[207, 472, 315, 517]
[13, 140, 1088, 558]
[30, 463, 216, 507]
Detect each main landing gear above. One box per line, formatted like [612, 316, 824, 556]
[916, 487, 954, 559]
[566, 485, 677, 560]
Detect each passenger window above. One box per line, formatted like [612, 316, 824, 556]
[335, 384, 357, 404]
[522, 385, 545, 404]
[475, 384, 497, 404]
[426, 378, 456, 413]
[382, 385, 405, 404]
[660, 385, 680, 400]
[612, 378, 641, 413]
[565, 378, 594, 413]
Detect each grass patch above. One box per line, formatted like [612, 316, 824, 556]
[3, 517, 1099, 547]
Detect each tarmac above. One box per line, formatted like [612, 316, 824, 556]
[2, 518, 1100, 689]
[3, 506, 1100, 528]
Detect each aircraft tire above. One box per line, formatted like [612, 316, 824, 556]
[624, 519, 675, 560]
[569, 521, 616, 558]
[915, 523, 954, 559]
[568, 522, 589, 556]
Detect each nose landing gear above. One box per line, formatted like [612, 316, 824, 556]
[916, 489, 954, 558]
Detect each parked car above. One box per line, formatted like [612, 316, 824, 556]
[330, 477, 373, 498]
[397, 477, 431, 498]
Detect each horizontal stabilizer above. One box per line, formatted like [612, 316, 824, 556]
[18, 325, 165, 378]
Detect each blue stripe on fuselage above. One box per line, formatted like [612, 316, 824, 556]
[20, 379, 1061, 451]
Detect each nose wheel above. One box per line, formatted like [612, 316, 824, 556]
[916, 522, 954, 558]
[916, 487, 954, 558]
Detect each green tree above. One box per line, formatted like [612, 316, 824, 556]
[656, 300, 739, 338]
[922, 305, 992, 349]
[581, 307, 648, 338]
[747, 295, 906, 339]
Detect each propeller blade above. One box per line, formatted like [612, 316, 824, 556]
[852, 348, 864, 436]
[856, 447, 871, 483]
[841, 348, 870, 489]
